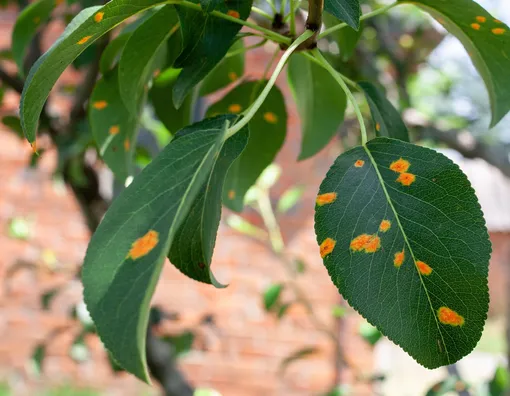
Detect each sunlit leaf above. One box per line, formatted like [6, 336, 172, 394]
[489, 366, 510, 396]
[263, 283, 283, 311]
[359, 321, 382, 346]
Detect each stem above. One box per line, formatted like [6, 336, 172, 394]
[226, 30, 314, 138]
[318, 2, 397, 40]
[289, 0, 296, 36]
[280, 0, 287, 16]
[257, 193, 284, 253]
[313, 48, 368, 145]
[251, 6, 273, 21]
[263, 46, 280, 80]
[300, 52, 358, 89]
[226, 39, 267, 58]
[264, 0, 278, 14]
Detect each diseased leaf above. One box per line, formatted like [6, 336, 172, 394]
[324, 0, 360, 30]
[263, 283, 283, 311]
[173, 0, 252, 107]
[359, 81, 409, 142]
[89, 68, 137, 182]
[279, 347, 320, 374]
[20, 0, 167, 143]
[206, 81, 287, 212]
[323, 14, 362, 61]
[288, 54, 347, 160]
[399, 0, 510, 127]
[83, 116, 233, 381]
[314, 137, 490, 368]
[168, 119, 248, 286]
[199, 0, 222, 12]
[119, 5, 179, 114]
[12, 0, 55, 77]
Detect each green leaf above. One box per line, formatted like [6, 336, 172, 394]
[277, 185, 305, 213]
[359, 321, 382, 346]
[288, 54, 347, 160]
[323, 14, 363, 61]
[2, 116, 24, 139]
[82, 115, 233, 381]
[359, 81, 409, 142]
[425, 376, 466, 396]
[200, 39, 245, 96]
[314, 137, 490, 368]
[89, 68, 137, 182]
[173, 0, 252, 107]
[31, 343, 46, 376]
[324, 0, 360, 30]
[199, 0, 221, 12]
[279, 347, 319, 374]
[119, 5, 179, 114]
[162, 330, 195, 357]
[277, 303, 291, 319]
[99, 32, 131, 74]
[399, 0, 510, 127]
[41, 287, 60, 310]
[168, 120, 249, 286]
[263, 283, 283, 311]
[12, 0, 55, 77]
[20, 0, 167, 143]
[206, 81, 287, 212]
[489, 366, 510, 396]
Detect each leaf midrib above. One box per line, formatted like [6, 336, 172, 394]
[363, 144, 450, 363]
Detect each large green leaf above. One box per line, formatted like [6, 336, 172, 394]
[20, 0, 167, 143]
[118, 5, 179, 114]
[314, 137, 490, 368]
[288, 54, 347, 160]
[206, 81, 287, 212]
[399, 0, 510, 127]
[323, 14, 362, 61]
[83, 115, 233, 381]
[168, 119, 248, 286]
[12, 0, 55, 77]
[89, 68, 137, 182]
[359, 81, 409, 142]
[173, 0, 252, 107]
[324, 0, 360, 30]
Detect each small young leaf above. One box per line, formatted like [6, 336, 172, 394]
[399, 0, 510, 127]
[323, 14, 363, 61]
[277, 185, 305, 213]
[31, 343, 46, 376]
[314, 137, 490, 368]
[288, 54, 347, 160]
[206, 81, 287, 212]
[279, 347, 320, 374]
[324, 0, 360, 30]
[83, 116, 232, 381]
[359, 322, 382, 346]
[277, 303, 291, 319]
[173, 0, 252, 107]
[41, 287, 60, 310]
[263, 283, 283, 311]
[12, 0, 55, 77]
[359, 81, 409, 142]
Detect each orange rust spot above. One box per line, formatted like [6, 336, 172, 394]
[364, 236, 381, 253]
[127, 230, 159, 260]
[227, 10, 240, 18]
[375, 122, 381, 131]
[77, 36, 92, 45]
[471, 23, 481, 30]
[495, 19, 503, 24]
[354, 160, 364, 168]
[394, 250, 405, 267]
[30, 141, 37, 154]
[437, 306, 465, 326]
[33, 16, 41, 24]
[93, 100, 108, 110]
[475, 16, 486, 23]
[228, 103, 242, 113]
[153, 69, 161, 78]
[492, 27, 506, 35]
[416, 260, 432, 275]
[390, 158, 410, 173]
[109, 125, 120, 135]
[263, 112, 278, 124]
[396, 172, 416, 186]
[228, 71, 238, 81]
[94, 12, 104, 22]
[124, 138, 130, 151]
[379, 219, 391, 232]
[55, 0, 64, 5]
[350, 234, 380, 253]
[320, 238, 336, 258]
[228, 189, 235, 199]
[316, 192, 337, 206]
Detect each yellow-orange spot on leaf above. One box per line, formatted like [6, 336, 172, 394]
[94, 12, 104, 22]
[437, 306, 465, 326]
[475, 16, 486, 23]
[320, 238, 336, 258]
[30, 141, 37, 154]
[375, 122, 381, 131]
[394, 250, 405, 267]
[124, 138, 130, 151]
[495, 19, 502, 24]
[492, 27, 506, 35]
[33, 16, 41, 24]
[379, 219, 391, 232]
[127, 230, 159, 260]
[228, 189, 235, 199]
[417, 260, 432, 275]
[364, 236, 381, 253]
[354, 160, 364, 168]
[227, 10, 240, 18]
[263, 112, 278, 124]
[396, 172, 416, 186]
[77, 35, 92, 45]
[109, 125, 120, 135]
[228, 103, 242, 113]
[390, 158, 410, 173]
[153, 69, 161, 78]
[350, 234, 380, 253]
[55, 0, 64, 5]
[93, 100, 108, 110]
[471, 23, 481, 30]
[316, 192, 337, 206]
[228, 71, 238, 81]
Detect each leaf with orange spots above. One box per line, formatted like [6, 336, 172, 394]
[11, 0, 55, 77]
[359, 81, 409, 142]
[399, 0, 510, 127]
[315, 137, 490, 369]
[288, 53, 347, 160]
[206, 81, 287, 212]
[83, 115, 233, 382]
